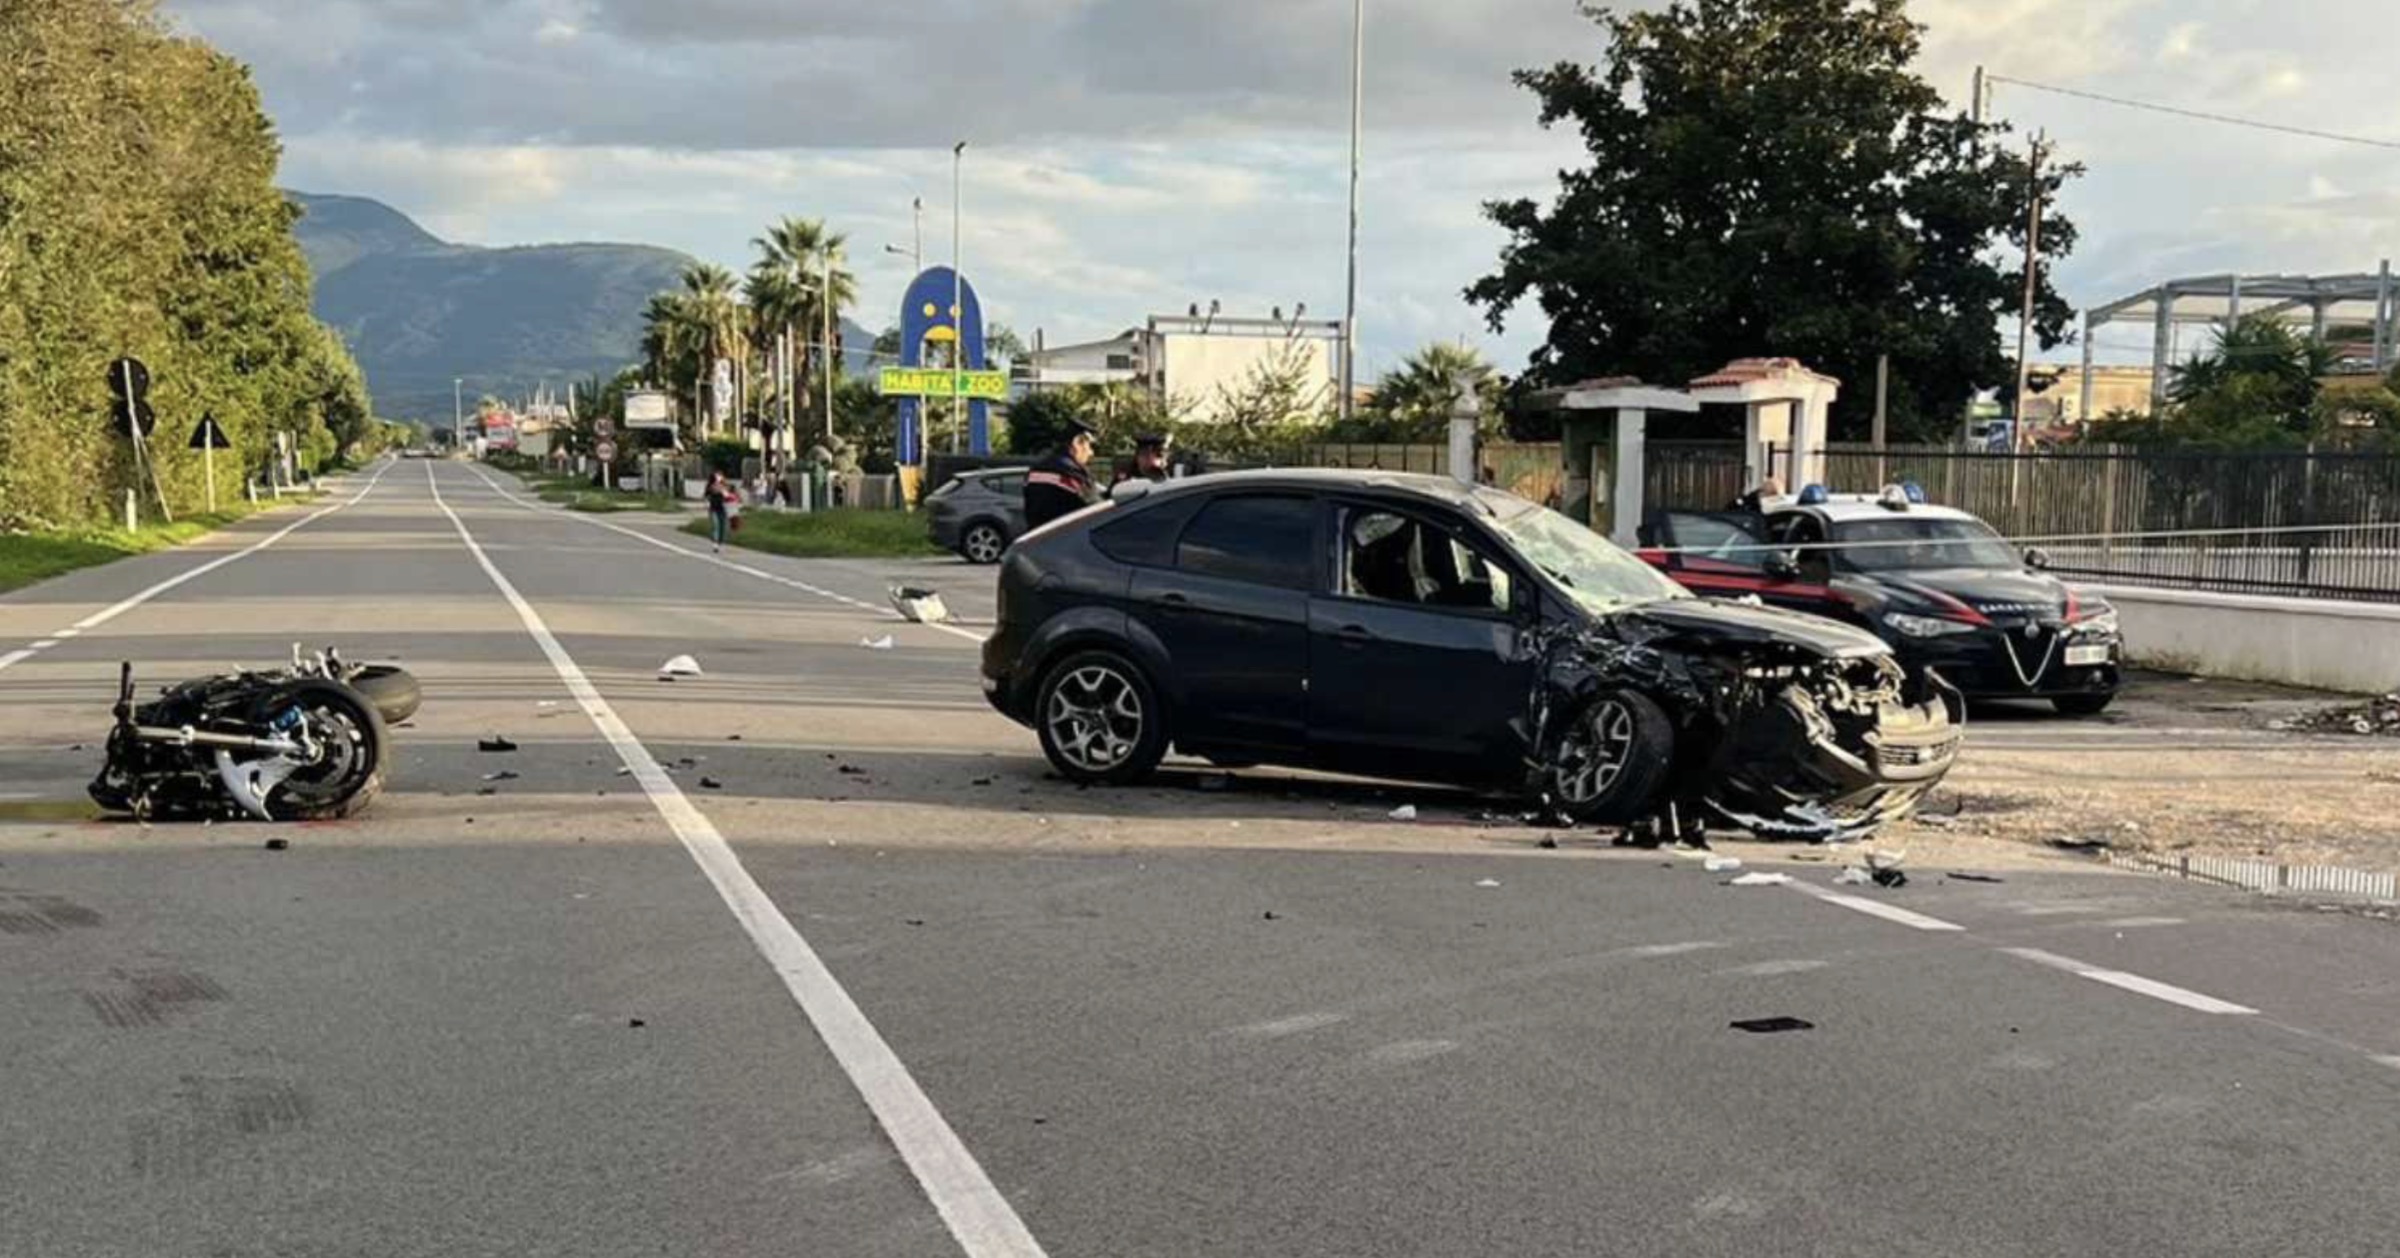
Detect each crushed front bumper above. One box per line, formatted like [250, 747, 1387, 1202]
[1699, 670, 1965, 841]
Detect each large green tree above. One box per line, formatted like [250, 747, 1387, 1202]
[1469, 0, 2079, 442]
[0, 0, 367, 527]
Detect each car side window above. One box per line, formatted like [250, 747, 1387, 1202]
[1174, 495, 1316, 591]
[1091, 495, 1203, 568]
[1772, 514, 1831, 581]
[1340, 508, 1511, 613]
[988, 474, 1025, 496]
[1664, 512, 1769, 570]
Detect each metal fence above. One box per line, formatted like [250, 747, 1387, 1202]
[1810, 444, 2400, 604]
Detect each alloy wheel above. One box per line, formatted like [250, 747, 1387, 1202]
[1044, 664, 1144, 773]
[1554, 698, 1637, 805]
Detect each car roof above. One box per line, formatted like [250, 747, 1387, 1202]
[1774, 500, 1982, 526]
[1125, 467, 1498, 511]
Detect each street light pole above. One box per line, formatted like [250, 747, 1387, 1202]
[822, 248, 836, 443]
[1340, 0, 1364, 427]
[914, 197, 924, 274]
[453, 377, 463, 450]
[952, 141, 967, 456]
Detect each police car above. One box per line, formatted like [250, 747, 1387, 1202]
[1639, 484, 2123, 715]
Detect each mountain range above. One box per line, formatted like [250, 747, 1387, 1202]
[290, 192, 873, 424]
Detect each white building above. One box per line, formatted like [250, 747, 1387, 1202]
[1016, 312, 1345, 423]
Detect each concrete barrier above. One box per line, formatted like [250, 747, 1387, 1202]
[2095, 584, 2400, 694]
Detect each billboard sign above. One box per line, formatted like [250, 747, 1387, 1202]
[624, 390, 673, 430]
[879, 366, 1008, 401]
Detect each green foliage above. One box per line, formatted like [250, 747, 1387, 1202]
[0, 0, 368, 528]
[1335, 343, 1506, 442]
[698, 437, 753, 477]
[681, 507, 940, 558]
[1471, 0, 2080, 443]
[1004, 390, 1086, 456]
[0, 497, 297, 594]
[2085, 316, 2398, 450]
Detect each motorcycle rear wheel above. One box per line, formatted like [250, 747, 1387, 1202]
[259, 681, 389, 821]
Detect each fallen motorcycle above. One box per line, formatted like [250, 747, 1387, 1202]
[88, 653, 398, 822]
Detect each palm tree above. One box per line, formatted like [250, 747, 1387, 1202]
[679, 263, 743, 433]
[1370, 342, 1501, 439]
[750, 216, 859, 445]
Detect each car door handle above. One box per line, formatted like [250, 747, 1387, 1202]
[1334, 624, 1374, 644]
[1154, 591, 1190, 607]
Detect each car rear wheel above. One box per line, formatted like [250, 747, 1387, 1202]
[1547, 688, 1674, 825]
[961, 522, 1007, 565]
[2052, 691, 2115, 716]
[1035, 651, 1167, 785]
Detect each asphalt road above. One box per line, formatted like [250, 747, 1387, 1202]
[4, 458, 2400, 1257]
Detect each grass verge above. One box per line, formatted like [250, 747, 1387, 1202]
[0, 496, 313, 596]
[512, 469, 680, 514]
[682, 507, 942, 558]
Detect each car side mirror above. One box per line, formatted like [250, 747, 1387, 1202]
[1764, 551, 1801, 581]
[2025, 547, 2052, 570]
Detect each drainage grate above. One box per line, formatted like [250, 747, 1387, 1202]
[2107, 850, 2399, 902]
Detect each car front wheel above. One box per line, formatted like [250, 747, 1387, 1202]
[1035, 651, 1168, 785]
[1547, 688, 1675, 825]
[961, 522, 1008, 565]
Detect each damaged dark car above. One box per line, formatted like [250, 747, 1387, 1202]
[981, 470, 1962, 840]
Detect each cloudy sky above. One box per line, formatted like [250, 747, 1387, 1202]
[169, 0, 2400, 375]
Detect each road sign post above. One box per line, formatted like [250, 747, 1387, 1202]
[109, 357, 171, 525]
[188, 415, 230, 512]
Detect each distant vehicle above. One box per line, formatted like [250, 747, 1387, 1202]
[1639, 486, 2122, 715]
[925, 468, 1029, 564]
[982, 470, 1961, 841]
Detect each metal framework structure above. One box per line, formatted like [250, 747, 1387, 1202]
[2083, 264, 2398, 416]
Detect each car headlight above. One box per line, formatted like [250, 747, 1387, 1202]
[1883, 612, 1978, 639]
[2072, 609, 2120, 637]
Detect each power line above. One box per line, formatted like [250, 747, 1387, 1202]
[1987, 74, 2400, 152]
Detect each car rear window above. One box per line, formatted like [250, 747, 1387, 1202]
[1173, 495, 1316, 590]
[1090, 494, 1203, 568]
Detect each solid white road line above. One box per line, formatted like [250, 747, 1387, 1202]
[0, 459, 396, 676]
[425, 462, 1045, 1258]
[1786, 883, 1968, 932]
[465, 464, 991, 644]
[2001, 948, 2256, 1015]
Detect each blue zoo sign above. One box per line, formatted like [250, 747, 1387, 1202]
[895, 267, 991, 464]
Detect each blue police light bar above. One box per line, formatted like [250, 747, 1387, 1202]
[1900, 481, 1927, 504]
[1798, 484, 1830, 505]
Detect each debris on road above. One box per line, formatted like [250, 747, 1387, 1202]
[1475, 878, 1502, 888]
[482, 770, 519, 782]
[477, 737, 517, 753]
[1388, 805, 1418, 821]
[727, 734, 743, 742]
[1703, 856, 1743, 873]
[699, 777, 723, 790]
[2280, 692, 2400, 737]
[263, 838, 289, 852]
[1263, 911, 1282, 921]
[1730, 1017, 1815, 1034]
[837, 764, 866, 776]
[889, 586, 952, 624]
[861, 635, 896, 651]
[1872, 866, 1909, 888]
[1728, 872, 1792, 887]
[1947, 872, 2007, 884]
[615, 766, 632, 777]
[1833, 867, 1872, 886]
[658, 655, 703, 679]
[627, 1017, 646, 1029]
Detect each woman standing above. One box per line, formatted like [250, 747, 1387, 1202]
[704, 471, 739, 553]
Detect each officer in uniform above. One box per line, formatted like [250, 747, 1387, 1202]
[1022, 419, 1100, 531]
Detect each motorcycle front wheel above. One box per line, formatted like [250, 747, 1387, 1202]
[260, 681, 389, 821]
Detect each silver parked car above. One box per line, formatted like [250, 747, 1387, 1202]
[925, 468, 1029, 564]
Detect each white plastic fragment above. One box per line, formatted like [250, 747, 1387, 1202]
[1728, 872, 1792, 887]
[1703, 856, 1743, 873]
[888, 586, 951, 624]
[1388, 805, 1418, 821]
[1475, 878, 1502, 888]
[1833, 867, 1873, 886]
[658, 655, 703, 678]
[861, 635, 896, 651]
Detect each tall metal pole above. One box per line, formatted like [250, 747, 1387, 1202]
[453, 377, 463, 450]
[1340, 0, 1364, 427]
[822, 248, 836, 442]
[914, 197, 924, 275]
[952, 141, 966, 456]
[2012, 132, 2046, 454]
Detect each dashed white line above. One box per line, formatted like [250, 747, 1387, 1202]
[2001, 948, 2256, 1015]
[425, 462, 1045, 1258]
[1786, 884, 1967, 932]
[464, 464, 990, 644]
[0, 459, 395, 674]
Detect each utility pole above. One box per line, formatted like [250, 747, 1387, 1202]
[1970, 65, 1985, 127]
[952, 141, 967, 456]
[913, 197, 924, 275]
[2012, 131, 2048, 455]
[453, 377, 464, 451]
[1340, 0, 1365, 428]
[822, 247, 836, 443]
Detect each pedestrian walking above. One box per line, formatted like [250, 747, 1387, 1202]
[704, 470, 739, 553]
[1023, 420, 1100, 531]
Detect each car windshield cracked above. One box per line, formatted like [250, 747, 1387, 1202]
[1482, 492, 1689, 615]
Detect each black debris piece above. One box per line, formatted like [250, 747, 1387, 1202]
[824, 753, 838, 761]
[478, 737, 517, 753]
[727, 734, 743, 742]
[628, 1018, 646, 1029]
[1870, 866, 1909, 889]
[263, 837, 289, 852]
[475, 787, 497, 797]
[699, 777, 723, 790]
[483, 770, 520, 782]
[1537, 837, 1560, 850]
[837, 764, 867, 776]
[1032, 1117, 1048, 1126]
[1730, 1017, 1816, 1034]
[1263, 911, 1281, 921]
[904, 918, 926, 927]
[677, 757, 699, 768]
[2048, 836, 2110, 856]
[971, 776, 996, 787]
[1946, 872, 2006, 884]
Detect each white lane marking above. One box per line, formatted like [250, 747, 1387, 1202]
[465, 465, 991, 644]
[2001, 948, 2256, 1015]
[1624, 941, 1728, 958]
[29, 640, 58, 650]
[2374, 1056, 2400, 1071]
[426, 462, 1044, 1258]
[52, 629, 79, 639]
[2097, 916, 2187, 929]
[0, 459, 395, 676]
[1234, 1012, 1348, 1038]
[1725, 958, 1830, 977]
[1786, 883, 1967, 932]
